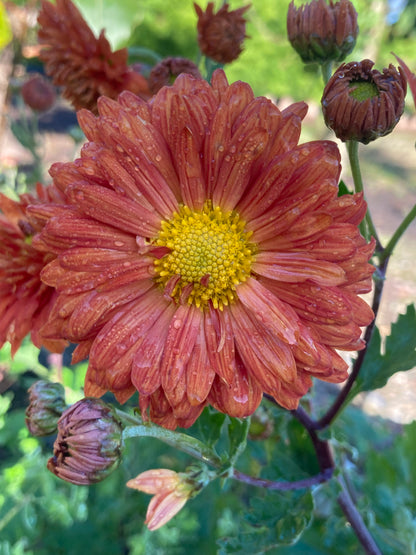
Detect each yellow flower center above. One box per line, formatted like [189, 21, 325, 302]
[154, 203, 256, 309]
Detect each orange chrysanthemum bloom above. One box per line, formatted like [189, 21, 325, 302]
[34, 71, 375, 429]
[0, 184, 67, 355]
[37, 0, 151, 113]
[194, 2, 250, 64]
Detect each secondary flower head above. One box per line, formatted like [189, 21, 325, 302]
[322, 59, 407, 143]
[35, 70, 374, 429]
[127, 469, 194, 530]
[194, 2, 250, 64]
[149, 57, 202, 95]
[37, 0, 151, 113]
[21, 74, 56, 112]
[0, 183, 67, 356]
[287, 0, 358, 64]
[25, 380, 67, 436]
[47, 398, 123, 485]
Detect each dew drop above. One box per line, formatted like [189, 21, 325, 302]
[155, 154, 162, 162]
[173, 319, 182, 329]
[114, 241, 124, 247]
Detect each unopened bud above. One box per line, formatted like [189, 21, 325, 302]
[149, 57, 202, 94]
[47, 398, 123, 485]
[21, 74, 56, 112]
[321, 59, 407, 143]
[25, 380, 66, 436]
[287, 0, 358, 64]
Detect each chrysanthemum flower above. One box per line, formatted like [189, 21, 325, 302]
[0, 183, 67, 355]
[127, 469, 194, 530]
[37, 0, 151, 113]
[194, 2, 250, 64]
[34, 70, 375, 429]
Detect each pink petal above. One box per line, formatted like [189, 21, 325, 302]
[160, 304, 202, 395]
[237, 278, 300, 344]
[253, 252, 346, 286]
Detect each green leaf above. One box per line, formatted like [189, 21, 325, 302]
[218, 489, 314, 554]
[337, 180, 353, 196]
[197, 407, 226, 449]
[348, 304, 416, 400]
[227, 417, 249, 465]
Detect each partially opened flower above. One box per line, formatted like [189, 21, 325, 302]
[34, 70, 374, 429]
[127, 469, 194, 530]
[194, 2, 250, 64]
[0, 184, 67, 355]
[322, 59, 406, 143]
[37, 0, 151, 113]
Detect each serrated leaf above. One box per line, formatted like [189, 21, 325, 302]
[348, 304, 416, 400]
[218, 489, 313, 554]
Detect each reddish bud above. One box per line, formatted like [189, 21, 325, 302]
[287, 0, 358, 64]
[321, 59, 407, 143]
[21, 74, 56, 112]
[47, 398, 123, 485]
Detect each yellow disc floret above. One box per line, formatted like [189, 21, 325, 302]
[154, 202, 256, 309]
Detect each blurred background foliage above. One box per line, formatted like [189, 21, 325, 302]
[1, 0, 416, 553]
[73, 0, 416, 103]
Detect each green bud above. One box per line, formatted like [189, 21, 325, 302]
[25, 380, 67, 436]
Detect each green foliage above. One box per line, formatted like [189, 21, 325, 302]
[0, 1, 12, 50]
[348, 304, 416, 400]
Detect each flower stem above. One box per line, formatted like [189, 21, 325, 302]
[122, 420, 222, 467]
[231, 467, 333, 491]
[347, 140, 381, 249]
[337, 475, 382, 555]
[321, 61, 333, 85]
[380, 202, 416, 263]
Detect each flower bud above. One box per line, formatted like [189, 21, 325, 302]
[148, 57, 202, 95]
[194, 2, 250, 64]
[25, 380, 66, 436]
[287, 0, 358, 64]
[127, 465, 214, 531]
[47, 398, 123, 485]
[21, 74, 56, 112]
[321, 59, 407, 144]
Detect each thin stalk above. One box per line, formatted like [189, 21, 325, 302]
[380, 203, 416, 263]
[231, 467, 333, 491]
[123, 423, 222, 467]
[347, 140, 381, 250]
[321, 61, 333, 85]
[337, 475, 382, 555]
